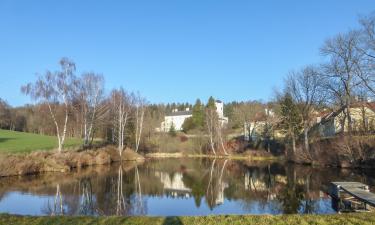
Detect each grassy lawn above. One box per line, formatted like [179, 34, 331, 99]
[0, 213, 375, 225]
[0, 129, 81, 154]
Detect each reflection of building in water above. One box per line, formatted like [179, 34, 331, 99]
[275, 175, 287, 184]
[244, 172, 268, 191]
[155, 172, 192, 198]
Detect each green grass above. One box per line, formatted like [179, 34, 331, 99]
[0, 129, 81, 154]
[0, 213, 375, 225]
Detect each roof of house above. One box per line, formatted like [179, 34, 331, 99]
[166, 111, 193, 117]
[318, 102, 375, 124]
[350, 102, 375, 112]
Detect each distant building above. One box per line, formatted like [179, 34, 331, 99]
[243, 108, 277, 141]
[315, 102, 375, 137]
[159, 100, 228, 132]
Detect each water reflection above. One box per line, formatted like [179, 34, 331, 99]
[0, 159, 374, 216]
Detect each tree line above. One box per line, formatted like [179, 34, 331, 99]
[276, 12, 375, 158]
[7, 58, 148, 155]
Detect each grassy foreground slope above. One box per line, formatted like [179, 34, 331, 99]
[0, 129, 81, 153]
[1, 213, 375, 225]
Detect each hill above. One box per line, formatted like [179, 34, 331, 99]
[0, 129, 81, 153]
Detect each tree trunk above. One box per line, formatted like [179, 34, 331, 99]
[60, 101, 69, 153]
[346, 97, 352, 135]
[135, 106, 144, 152]
[304, 124, 309, 152]
[47, 103, 63, 153]
[291, 134, 296, 155]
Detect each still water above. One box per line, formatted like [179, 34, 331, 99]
[0, 158, 374, 216]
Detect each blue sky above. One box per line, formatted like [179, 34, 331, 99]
[1, 0, 375, 106]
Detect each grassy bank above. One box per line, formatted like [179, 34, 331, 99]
[1, 213, 375, 225]
[0, 129, 81, 154]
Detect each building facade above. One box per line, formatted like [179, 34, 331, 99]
[160, 100, 228, 132]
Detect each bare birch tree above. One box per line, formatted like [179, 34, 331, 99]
[134, 93, 146, 152]
[204, 97, 228, 155]
[205, 99, 218, 155]
[110, 88, 132, 156]
[78, 73, 105, 147]
[22, 58, 76, 152]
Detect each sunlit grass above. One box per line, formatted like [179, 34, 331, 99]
[0, 129, 81, 154]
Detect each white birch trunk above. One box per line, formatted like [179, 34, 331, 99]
[135, 106, 144, 152]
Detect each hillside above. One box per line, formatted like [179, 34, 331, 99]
[0, 129, 81, 153]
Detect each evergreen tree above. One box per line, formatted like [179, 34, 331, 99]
[279, 93, 302, 154]
[207, 96, 216, 109]
[169, 124, 177, 137]
[192, 99, 204, 128]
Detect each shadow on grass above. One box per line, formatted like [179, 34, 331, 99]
[0, 138, 14, 143]
[162, 217, 183, 225]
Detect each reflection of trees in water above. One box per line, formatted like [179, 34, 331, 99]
[42, 184, 64, 215]
[79, 178, 95, 215]
[206, 159, 228, 209]
[116, 165, 126, 215]
[7, 159, 375, 216]
[176, 159, 230, 210]
[39, 162, 148, 216]
[132, 165, 146, 215]
[236, 163, 279, 212]
[98, 164, 147, 216]
[276, 165, 323, 214]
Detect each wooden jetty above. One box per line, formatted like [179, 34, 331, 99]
[329, 182, 375, 212]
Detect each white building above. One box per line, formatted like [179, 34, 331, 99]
[160, 100, 228, 132]
[155, 171, 192, 198]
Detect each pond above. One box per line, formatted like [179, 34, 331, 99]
[0, 158, 374, 216]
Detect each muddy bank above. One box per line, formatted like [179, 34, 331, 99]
[0, 146, 144, 177]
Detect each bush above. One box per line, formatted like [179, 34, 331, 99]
[182, 117, 195, 133]
[168, 124, 177, 137]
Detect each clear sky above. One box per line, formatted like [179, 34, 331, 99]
[1, 0, 375, 106]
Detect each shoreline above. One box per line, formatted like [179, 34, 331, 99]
[0, 213, 374, 225]
[145, 152, 282, 161]
[0, 146, 144, 178]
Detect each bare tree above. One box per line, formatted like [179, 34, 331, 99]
[78, 73, 105, 147]
[286, 66, 325, 152]
[356, 13, 375, 96]
[22, 58, 77, 152]
[321, 31, 364, 134]
[110, 88, 132, 156]
[232, 101, 265, 142]
[205, 103, 218, 155]
[205, 97, 228, 155]
[134, 93, 146, 153]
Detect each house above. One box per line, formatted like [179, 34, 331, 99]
[243, 108, 277, 141]
[160, 100, 228, 132]
[316, 102, 375, 137]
